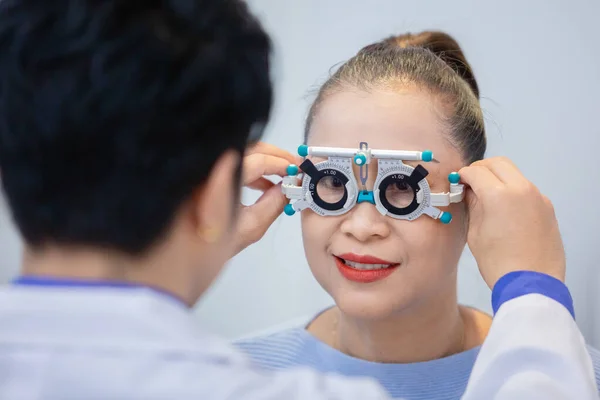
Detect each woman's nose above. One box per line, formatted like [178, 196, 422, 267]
[339, 201, 391, 242]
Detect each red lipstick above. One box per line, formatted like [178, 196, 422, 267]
[335, 253, 399, 283]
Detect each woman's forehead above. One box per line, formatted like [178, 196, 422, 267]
[308, 89, 452, 157]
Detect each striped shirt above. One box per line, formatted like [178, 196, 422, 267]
[237, 324, 600, 399]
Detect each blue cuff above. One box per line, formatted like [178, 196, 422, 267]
[491, 271, 575, 319]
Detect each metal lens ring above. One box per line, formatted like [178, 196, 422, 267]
[301, 158, 357, 216]
[374, 160, 431, 220]
[379, 174, 418, 214]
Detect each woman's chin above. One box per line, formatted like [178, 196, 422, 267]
[332, 290, 413, 321]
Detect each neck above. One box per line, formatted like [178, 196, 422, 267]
[21, 243, 195, 307]
[334, 286, 465, 363]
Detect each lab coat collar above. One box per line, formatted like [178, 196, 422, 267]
[0, 281, 250, 367]
[12, 275, 188, 308]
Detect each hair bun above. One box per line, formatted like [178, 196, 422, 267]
[384, 31, 479, 98]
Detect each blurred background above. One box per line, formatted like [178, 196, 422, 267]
[2, 0, 600, 343]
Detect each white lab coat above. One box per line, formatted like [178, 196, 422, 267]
[0, 285, 596, 400]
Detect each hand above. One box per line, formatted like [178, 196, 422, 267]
[231, 142, 302, 257]
[459, 157, 565, 289]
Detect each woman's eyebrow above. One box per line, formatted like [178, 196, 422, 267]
[307, 155, 328, 163]
[403, 159, 442, 170]
[400, 160, 446, 182]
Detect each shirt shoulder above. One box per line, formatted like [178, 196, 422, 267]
[235, 328, 317, 370]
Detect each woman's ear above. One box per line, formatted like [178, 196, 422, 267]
[193, 150, 242, 244]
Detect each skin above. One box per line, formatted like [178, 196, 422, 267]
[301, 86, 493, 363]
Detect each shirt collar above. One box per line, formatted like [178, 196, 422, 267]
[11, 275, 188, 308]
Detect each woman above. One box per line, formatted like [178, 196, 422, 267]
[236, 30, 600, 399]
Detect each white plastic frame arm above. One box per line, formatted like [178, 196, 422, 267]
[430, 184, 465, 206]
[281, 176, 303, 200]
[281, 176, 312, 213]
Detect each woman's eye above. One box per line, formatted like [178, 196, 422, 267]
[316, 176, 345, 204]
[394, 181, 409, 191]
[385, 179, 415, 208]
[321, 176, 343, 188]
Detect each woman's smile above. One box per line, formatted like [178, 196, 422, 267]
[334, 253, 400, 283]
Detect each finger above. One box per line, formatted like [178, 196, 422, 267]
[541, 194, 557, 217]
[471, 158, 527, 186]
[238, 184, 287, 243]
[242, 153, 296, 185]
[541, 194, 552, 207]
[246, 142, 299, 165]
[246, 177, 275, 192]
[253, 183, 288, 217]
[458, 164, 504, 198]
[463, 187, 479, 211]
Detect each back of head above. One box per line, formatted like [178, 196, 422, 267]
[0, 0, 272, 254]
[306, 30, 486, 164]
[385, 31, 480, 99]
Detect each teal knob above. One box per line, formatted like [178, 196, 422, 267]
[284, 204, 296, 216]
[448, 172, 460, 184]
[298, 145, 309, 157]
[440, 212, 453, 224]
[357, 190, 375, 205]
[353, 153, 367, 166]
[286, 164, 299, 176]
[422, 150, 433, 162]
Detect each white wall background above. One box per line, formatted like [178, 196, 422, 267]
[2, 0, 600, 344]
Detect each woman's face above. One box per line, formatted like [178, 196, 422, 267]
[301, 87, 468, 320]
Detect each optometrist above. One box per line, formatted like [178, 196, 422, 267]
[0, 0, 596, 399]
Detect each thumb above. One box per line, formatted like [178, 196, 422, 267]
[463, 186, 479, 212]
[249, 182, 288, 225]
[237, 183, 287, 247]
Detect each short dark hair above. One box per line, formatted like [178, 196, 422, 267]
[305, 30, 485, 164]
[0, 0, 272, 255]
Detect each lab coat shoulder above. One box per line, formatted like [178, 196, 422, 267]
[462, 293, 600, 400]
[587, 345, 600, 392]
[0, 286, 390, 400]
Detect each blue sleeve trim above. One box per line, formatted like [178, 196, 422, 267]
[491, 271, 575, 319]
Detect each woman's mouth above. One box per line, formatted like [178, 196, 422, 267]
[334, 253, 400, 283]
